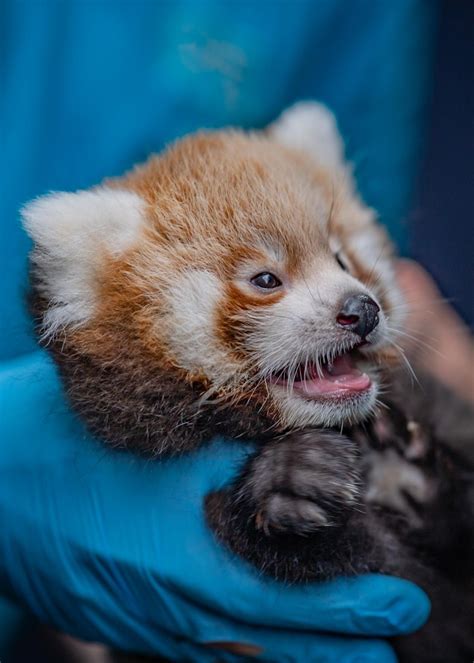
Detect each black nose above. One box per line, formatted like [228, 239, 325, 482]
[336, 294, 380, 338]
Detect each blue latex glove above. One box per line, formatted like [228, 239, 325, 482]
[0, 352, 430, 662]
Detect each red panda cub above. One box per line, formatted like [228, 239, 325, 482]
[24, 103, 473, 662]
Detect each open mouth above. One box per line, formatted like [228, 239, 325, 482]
[269, 346, 372, 399]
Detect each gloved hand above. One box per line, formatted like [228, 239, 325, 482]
[0, 352, 430, 662]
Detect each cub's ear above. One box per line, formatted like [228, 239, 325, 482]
[268, 101, 352, 183]
[22, 187, 146, 336]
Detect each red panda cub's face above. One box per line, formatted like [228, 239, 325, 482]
[24, 103, 404, 439]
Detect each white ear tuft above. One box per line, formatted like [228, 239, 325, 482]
[22, 187, 146, 336]
[269, 102, 349, 176]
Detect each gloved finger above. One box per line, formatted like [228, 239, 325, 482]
[122, 575, 416, 658]
[76, 592, 400, 663]
[107, 572, 430, 642]
[116, 617, 399, 663]
[154, 593, 401, 662]
[198, 572, 431, 638]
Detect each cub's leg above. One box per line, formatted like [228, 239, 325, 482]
[206, 430, 383, 582]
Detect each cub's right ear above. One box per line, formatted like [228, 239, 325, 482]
[22, 187, 146, 337]
[268, 101, 354, 188]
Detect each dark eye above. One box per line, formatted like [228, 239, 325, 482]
[250, 272, 282, 290]
[335, 252, 349, 272]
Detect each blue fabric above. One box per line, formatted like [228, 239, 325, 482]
[1, 0, 438, 359]
[0, 352, 430, 660]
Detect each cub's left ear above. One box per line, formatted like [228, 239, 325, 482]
[22, 186, 146, 336]
[268, 101, 352, 183]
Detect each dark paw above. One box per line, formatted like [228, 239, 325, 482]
[364, 447, 435, 528]
[356, 405, 438, 527]
[240, 430, 361, 535]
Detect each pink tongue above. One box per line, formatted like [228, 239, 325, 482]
[297, 354, 371, 396]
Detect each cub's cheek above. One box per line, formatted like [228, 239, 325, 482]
[162, 270, 222, 371]
[161, 271, 251, 384]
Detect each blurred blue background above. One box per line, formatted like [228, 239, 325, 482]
[1, 0, 472, 658]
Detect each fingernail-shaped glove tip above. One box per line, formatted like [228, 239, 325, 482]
[352, 576, 431, 636]
[387, 580, 431, 634]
